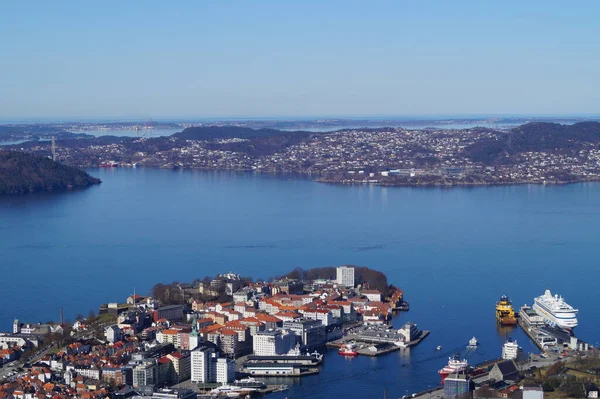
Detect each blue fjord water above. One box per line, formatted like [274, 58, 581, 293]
[1, 168, 599, 398]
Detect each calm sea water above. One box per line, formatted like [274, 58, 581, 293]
[1, 168, 599, 398]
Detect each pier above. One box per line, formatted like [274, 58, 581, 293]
[517, 318, 544, 350]
[328, 328, 429, 357]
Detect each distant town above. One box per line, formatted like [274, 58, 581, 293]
[4, 120, 600, 187]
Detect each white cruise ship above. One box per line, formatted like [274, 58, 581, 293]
[533, 289, 578, 330]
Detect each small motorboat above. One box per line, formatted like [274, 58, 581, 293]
[468, 336, 478, 347]
[436, 345, 442, 351]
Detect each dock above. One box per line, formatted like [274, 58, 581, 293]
[517, 318, 544, 350]
[328, 329, 429, 356]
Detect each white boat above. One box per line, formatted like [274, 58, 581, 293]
[533, 289, 578, 330]
[502, 339, 519, 360]
[468, 337, 478, 347]
[233, 377, 266, 389]
[436, 345, 442, 351]
[209, 385, 256, 395]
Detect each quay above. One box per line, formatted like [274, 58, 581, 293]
[327, 322, 429, 356]
[518, 305, 593, 352]
[517, 317, 544, 350]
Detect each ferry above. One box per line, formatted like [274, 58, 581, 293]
[233, 377, 266, 389]
[339, 343, 358, 356]
[467, 337, 478, 348]
[209, 385, 256, 396]
[496, 295, 517, 325]
[533, 289, 578, 330]
[438, 355, 469, 382]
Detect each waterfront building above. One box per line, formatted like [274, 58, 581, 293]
[215, 358, 235, 383]
[253, 330, 296, 356]
[399, 322, 421, 342]
[443, 373, 472, 398]
[190, 345, 234, 384]
[336, 266, 355, 288]
[282, 319, 326, 349]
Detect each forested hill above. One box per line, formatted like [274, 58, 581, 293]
[464, 121, 600, 164]
[0, 151, 101, 195]
[281, 265, 390, 293]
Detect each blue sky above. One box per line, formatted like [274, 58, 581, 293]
[1, 1, 599, 119]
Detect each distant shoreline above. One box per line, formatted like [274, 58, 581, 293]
[90, 165, 600, 189]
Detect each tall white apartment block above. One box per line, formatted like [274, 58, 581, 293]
[190, 346, 213, 383]
[336, 266, 355, 288]
[215, 358, 235, 383]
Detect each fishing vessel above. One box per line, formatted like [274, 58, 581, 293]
[496, 295, 518, 325]
[338, 343, 358, 356]
[533, 289, 578, 330]
[438, 355, 469, 382]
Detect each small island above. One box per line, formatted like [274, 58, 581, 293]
[0, 150, 101, 195]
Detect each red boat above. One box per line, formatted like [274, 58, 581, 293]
[338, 343, 358, 357]
[438, 354, 469, 382]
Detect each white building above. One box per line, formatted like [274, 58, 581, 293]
[191, 346, 234, 384]
[301, 309, 333, 326]
[253, 330, 295, 356]
[362, 290, 383, 302]
[191, 346, 214, 383]
[336, 266, 355, 288]
[523, 386, 544, 399]
[215, 358, 235, 383]
[105, 325, 121, 343]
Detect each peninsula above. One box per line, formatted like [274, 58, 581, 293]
[0, 150, 101, 195]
